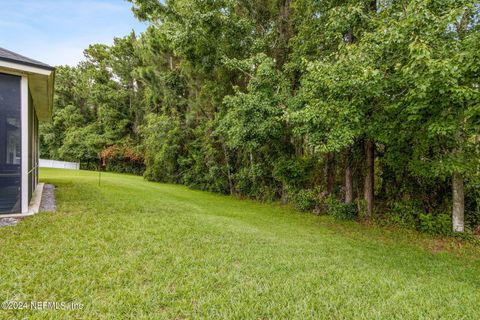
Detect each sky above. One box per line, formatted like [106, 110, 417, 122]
[0, 0, 148, 67]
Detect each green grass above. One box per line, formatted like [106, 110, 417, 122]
[1, 168, 479, 319]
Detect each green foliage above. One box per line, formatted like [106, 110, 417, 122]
[220, 54, 287, 151]
[40, 33, 145, 173]
[466, 178, 480, 229]
[325, 196, 358, 220]
[291, 189, 318, 212]
[272, 157, 314, 189]
[235, 165, 277, 201]
[382, 201, 421, 230]
[40, 0, 480, 237]
[141, 114, 185, 182]
[418, 213, 452, 236]
[180, 122, 230, 194]
[58, 124, 102, 162]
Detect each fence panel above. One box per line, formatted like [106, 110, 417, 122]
[39, 159, 80, 170]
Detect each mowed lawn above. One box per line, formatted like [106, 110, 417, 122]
[1, 169, 479, 319]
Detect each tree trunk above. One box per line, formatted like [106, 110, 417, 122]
[345, 151, 353, 204]
[276, 0, 291, 69]
[452, 172, 465, 232]
[222, 143, 233, 195]
[326, 152, 335, 194]
[364, 140, 375, 216]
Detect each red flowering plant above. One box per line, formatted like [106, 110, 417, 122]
[100, 144, 145, 175]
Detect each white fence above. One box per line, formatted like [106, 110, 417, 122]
[39, 159, 80, 170]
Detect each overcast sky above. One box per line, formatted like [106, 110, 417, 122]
[0, 0, 147, 67]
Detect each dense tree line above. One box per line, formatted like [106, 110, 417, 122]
[40, 0, 480, 235]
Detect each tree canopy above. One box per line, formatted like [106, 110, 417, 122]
[41, 0, 480, 235]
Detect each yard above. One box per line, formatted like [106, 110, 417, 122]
[0, 168, 479, 319]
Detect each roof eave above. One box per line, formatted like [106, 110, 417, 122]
[0, 57, 54, 72]
[0, 60, 55, 122]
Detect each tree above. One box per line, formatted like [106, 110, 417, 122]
[41, 0, 480, 235]
[347, 0, 480, 231]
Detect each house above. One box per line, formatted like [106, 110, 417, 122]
[0, 47, 54, 216]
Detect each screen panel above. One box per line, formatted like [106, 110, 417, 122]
[0, 73, 22, 214]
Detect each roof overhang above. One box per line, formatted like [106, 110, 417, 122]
[0, 60, 54, 122]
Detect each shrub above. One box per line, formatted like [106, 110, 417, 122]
[382, 200, 420, 229]
[325, 196, 357, 220]
[291, 189, 318, 212]
[355, 198, 369, 221]
[235, 165, 278, 201]
[465, 180, 480, 230]
[418, 213, 452, 236]
[101, 144, 145, 175]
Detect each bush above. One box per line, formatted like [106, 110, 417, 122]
[291, 189, 318, 211]
[418, 213, 452, 236]
[101, 144, 145, 175]
[235, 165, 278, 201]
[382, 200, 420, 229]
[325, 196, 357, 220]
[465, 180, 480, 230]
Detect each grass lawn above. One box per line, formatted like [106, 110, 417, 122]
[1, 168, 479, 319]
